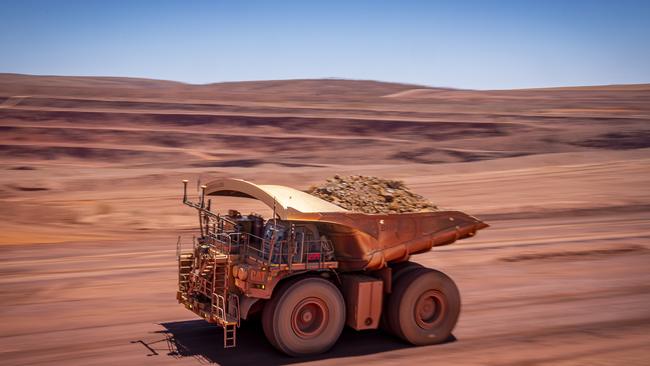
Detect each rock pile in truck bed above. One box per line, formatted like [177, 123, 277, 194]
[307, 175, 438, 214]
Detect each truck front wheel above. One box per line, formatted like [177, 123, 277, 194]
[262, 277, 345, 356]
[388, 268, 460, 345]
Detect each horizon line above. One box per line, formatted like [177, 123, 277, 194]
[1, 72, 649, 92]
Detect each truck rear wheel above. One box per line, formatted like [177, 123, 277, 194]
[391, 261, 424, 282]
[381, 261, 423, 334]
[388, 268, 460, 345]
[262, 277, 345, 356]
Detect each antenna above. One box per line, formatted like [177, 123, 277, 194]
[273, 196, 277, 226]
[200, 185, 207, 208]
[198, 185, 207, 236]
[182, 180, 188, 203]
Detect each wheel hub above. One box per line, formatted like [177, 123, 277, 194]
[414, 290, 447, 329]
[291, 297, 328, 338]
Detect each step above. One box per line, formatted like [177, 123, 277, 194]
[214, 255, 229, 263]
[223, 324, 237, 348]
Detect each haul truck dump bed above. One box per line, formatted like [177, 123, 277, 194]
[177, 178, 488, 356]
[204, 178, 487, 270]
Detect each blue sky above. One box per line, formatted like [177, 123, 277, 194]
[1, 0, 649, 89]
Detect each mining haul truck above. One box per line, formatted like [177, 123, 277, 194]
[177, 178, 488, 356]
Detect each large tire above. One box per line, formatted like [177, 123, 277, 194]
[380, 261, 424, 334]
[390, 261, 424, 285]
[388, 268, 460, 345]
[262, 277, 345, 356]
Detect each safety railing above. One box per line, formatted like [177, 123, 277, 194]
[201, 218, 334, 267]
[182, 180, 334, 267]
[245, 235, 334, 267]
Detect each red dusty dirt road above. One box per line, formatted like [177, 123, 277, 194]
[1, 208, 649, 366]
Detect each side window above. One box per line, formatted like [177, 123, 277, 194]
[263, 226, 273, 241]
[296, 226, 315, 242]
[263, 223, 285, 241]
[304, 228, 314, 242]
[295, 231, 305, 245]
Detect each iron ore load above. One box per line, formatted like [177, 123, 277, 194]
[176, 177, 488, 356]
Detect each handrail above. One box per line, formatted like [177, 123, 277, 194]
[210, 227, 332, 266]
[190, 201, 333, 267]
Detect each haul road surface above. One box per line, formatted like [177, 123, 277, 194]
[1, 208, 649, 365]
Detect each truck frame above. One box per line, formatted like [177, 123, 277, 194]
[177, 178, 488, 356]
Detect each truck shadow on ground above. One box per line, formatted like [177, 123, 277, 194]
[137, 319, 454, 365]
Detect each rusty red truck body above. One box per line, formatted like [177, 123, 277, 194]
[177, 178, 487, 356]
